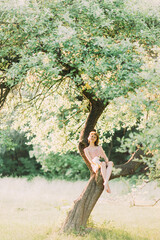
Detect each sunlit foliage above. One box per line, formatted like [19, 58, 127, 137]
[0, 0, 160, 179]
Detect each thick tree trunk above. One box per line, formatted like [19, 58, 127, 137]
[62, 99, 106, 232]
[61, 148, 143, 232]
[78, 100, 106, 171]
[62, 173, 104, 232]
[61, 94, 144, 233]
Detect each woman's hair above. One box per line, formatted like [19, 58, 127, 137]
[88, 131, 99, 146]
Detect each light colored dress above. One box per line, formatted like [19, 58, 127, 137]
[84, 146, 109, 173]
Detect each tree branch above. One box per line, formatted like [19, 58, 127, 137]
[0, 82, 11, 109]
[78, 100, 108, 172]
[111, 149, 144, 179]
[133, 198, 160, 207]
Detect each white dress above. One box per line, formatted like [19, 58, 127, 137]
[84, 145, 108, 173]
[91, 156, 102, 173]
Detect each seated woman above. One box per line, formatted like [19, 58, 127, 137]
[84, 131, 113, 193]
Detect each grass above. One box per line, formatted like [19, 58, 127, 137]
[0, 177, 160, 240]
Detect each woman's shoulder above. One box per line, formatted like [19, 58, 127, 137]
[98, 145, 102, 149]
[93, 145, 101, 149]
[84, 147, 88, 151]
[84, 146, 89, 151]
[85, 145, 100, 150]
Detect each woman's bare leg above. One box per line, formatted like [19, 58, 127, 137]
[100, 162, 106, 182]
[101, 161, 113, 193]
[100, 162, 110, 192]
[105, 161, 113, 182]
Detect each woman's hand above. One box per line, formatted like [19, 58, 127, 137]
[91, 163, 99, 173]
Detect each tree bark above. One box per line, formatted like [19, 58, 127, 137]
[62, 173, 104, 232]
[78, 100, 106, 171]
[62, 99, 106, 232]
[110, 148, 144, 179]
[0, 82, 11, 109]
[61, 96, 145, 232]
[61, 148, 143, 232]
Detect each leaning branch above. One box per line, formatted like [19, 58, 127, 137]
[78, 99, 108, 172]
[111, 149, 144, 179]
[133, 198, 160, 207]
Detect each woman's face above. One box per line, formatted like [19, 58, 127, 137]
[88, 133, 97, 144]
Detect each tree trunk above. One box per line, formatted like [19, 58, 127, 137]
[78, 100, 107, 171]
[61, 95, 144, 232]
[61, 148, 143, 232]
[62, 172, 104, 232]
[62, 99, 106, 232]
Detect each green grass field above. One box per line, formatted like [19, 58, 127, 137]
[0, 177, 160, 240]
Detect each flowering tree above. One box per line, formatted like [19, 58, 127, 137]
[1, 0, 160, 231]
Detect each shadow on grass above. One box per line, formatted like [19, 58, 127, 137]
[58, 226, 150, 240]
[84, 226, 149, 240]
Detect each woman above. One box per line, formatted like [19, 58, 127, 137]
[84, 131, 113, 193]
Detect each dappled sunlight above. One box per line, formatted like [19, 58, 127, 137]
[0, 0, 160, 238]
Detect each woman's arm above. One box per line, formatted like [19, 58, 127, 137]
[84, 148, 100, 173]
[99, 146, 109, 163]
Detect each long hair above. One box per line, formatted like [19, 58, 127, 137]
[88, 131, 99, 146]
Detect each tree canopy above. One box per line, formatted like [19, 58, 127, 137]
[0, 0, 160, 179]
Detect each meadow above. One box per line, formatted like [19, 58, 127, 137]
[0, 177, 160, 240]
